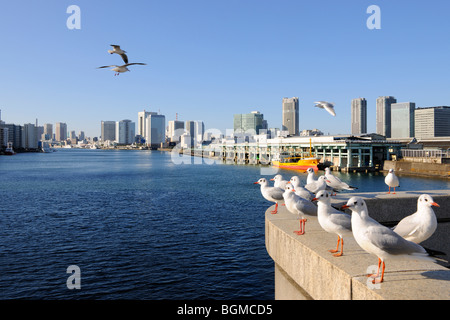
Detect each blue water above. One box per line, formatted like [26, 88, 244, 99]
[0, 150, 449, 299]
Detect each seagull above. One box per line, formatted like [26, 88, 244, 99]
[271, 174, 289, 189]
[312, 190, 352, 256]
[97, 63, 147, 76]
[305, 176, 330, 194]
[288, 176, 315, 201]
[108, 45, 128, 64]
[306, 167, 316, 185]
[283, 184, 317, 235]
[385, 168, 400, 194]
[392, 194, 439, 244]
[324, 167, 358, 194]
[314, 101, 336, 117]
[342, 196, 434, 284]
[254, 178, 284, 214]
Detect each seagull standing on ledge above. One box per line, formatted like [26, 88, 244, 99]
[314, 101, 336, 116]
[313, 190, 352, 256]
[254, 178, 284, 214]
[392, 194, 439, 244]
[108, 45, 128, 64]
[342, 197, 433, 284]
[97, 63, 147, 76]
[384, 168, 400, 194]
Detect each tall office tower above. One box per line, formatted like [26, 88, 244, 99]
[55, 122, 67, 142]
[185, 120, 195, 147]
[351, 98, 367, 135]
[376, 96, 397, 138]
[390, 102, 415, 139]
[5, 124, 22, 148]
[194, 121, 204, 145]
[22, 123, 37, 149]
[115, 120, 135, 145]
[43, 123, 53, 140]
[168, 120, 184, 142]
[234, 111, 264, 135]
[415, 106, 450, 139]
[101, 121, 116, 141]
[79, 131, 85, 140]
[145, 114, 166, 147]
[282, 97, 299, 136]
[138, 110, 157, 138]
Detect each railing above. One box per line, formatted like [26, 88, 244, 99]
[401, 149, 450, 159]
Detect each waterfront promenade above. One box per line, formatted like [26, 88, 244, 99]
[266, 190, 450, 300]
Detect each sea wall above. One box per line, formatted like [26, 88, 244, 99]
[384, 160, 450, 177]
[265, 190, 450, 300]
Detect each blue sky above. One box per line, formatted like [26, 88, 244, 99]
[1, 0, 449, 138]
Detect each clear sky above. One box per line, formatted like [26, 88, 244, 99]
[1, 0, 449, 138]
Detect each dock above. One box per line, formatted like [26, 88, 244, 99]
[266, 190, 450, 300]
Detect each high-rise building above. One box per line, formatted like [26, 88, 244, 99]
[145, 114, 166, 147]
[43, 123, 53, 140]
[22, 123, 38, 149]
[167, 120, 184, 143]
[351, 98, 367, 135]
[234, 111, 264, 135]
[415, 106, 450, 139]
[5, 124, 22, 148]
[184, 120, 204, 147]
[282, 97, 299, 136]
[101, 121, 116, 141]
[138, 110, 157, 138]
[391, 102, 415, 139]
[55, 122, 67, 142]
[115, 120, 135, 145]
[376, 96, 397, 138]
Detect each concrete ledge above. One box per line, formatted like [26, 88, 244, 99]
[265, 190, 450, 300]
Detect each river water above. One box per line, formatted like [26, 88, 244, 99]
[0, 149, 448, 299]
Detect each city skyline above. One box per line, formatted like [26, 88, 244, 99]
[1, 1, 450, 138]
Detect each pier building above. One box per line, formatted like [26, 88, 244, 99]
[210, 134, 405, 172]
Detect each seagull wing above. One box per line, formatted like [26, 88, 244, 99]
[97, 65, 118, 69]
[324, 105, 336, 116]
[366, 225, 426, 256]
[110, 45, 120, 49]
[120, 53, 129, 64]
[124, 63, 147, 67]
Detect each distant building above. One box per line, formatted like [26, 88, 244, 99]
[300, 129, 324, 136]
[138, 110, 157, 138]
[145, 114, 166, 147]
[351, 98, 367, 135]
[234, 111, 265, 135]
[185, 120, 204, 147]
[0, 126, 7, 147]
[43, 123, 53, 141]
[101, 121, 116, 141]
[415, 106, 450, 139]
[167, 120, 184, 143]
[391, 102, 415, 139]
[22, 123, 38, 149]
[55, 122, 67, 142]
[376, 96, 397, 138]
[5, 124, 22, 148]
[115, 120, 135, 145]
[282, 97, 299, 136]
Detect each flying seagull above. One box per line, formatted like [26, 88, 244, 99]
[97, 63, 147, 76]
[314, 101, 336, 117]
[108, 45, 128, 64]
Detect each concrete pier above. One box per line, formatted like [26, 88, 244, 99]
[265, 190, 450, 300]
